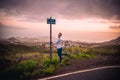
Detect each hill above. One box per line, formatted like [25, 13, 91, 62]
[101, 36, 120, 46]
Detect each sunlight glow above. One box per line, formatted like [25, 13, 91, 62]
[56, 18, 111, 32]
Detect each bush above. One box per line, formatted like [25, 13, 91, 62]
[17, 60, 37, 72]
[4, 60, 37, 80]
[41, 64, 55, 74]
[90, 45, 120, 56]
[69, 53, 94, 60]
[40, 55, 57, 74]
[79, 54, 95, 59]
[63, 47, 89, 54]
[69, 53, 79, 60]
[62, 57, 71, 66]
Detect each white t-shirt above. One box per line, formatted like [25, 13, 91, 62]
[56, 38, 62, 49]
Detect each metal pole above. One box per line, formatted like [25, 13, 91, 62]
[50, 17, 52, 62]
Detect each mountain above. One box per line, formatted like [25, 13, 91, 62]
[41, 36, 57, 42]
[1, 36, 119, 46]
[7, 37, 20, 43]
[16, 37, 40, 43]
[101, 36, 120, 45]
[2, 36, 57, 43]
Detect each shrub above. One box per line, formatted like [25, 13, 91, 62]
[40, 55, 57, 74]
[79, 54, 95, 59]
[69, 53, 94, 60]
[17, 60, 37, 72]
[4, 60, 38, 80]
[41, 64, 55, 74]
[69, 53, 78, 60]
[62, 57, 71, 66]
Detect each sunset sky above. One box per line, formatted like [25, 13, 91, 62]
[0, 0, 120, 42]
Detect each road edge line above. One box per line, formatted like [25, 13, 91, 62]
[39, 65, 120, 80]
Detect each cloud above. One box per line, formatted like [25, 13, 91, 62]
[59, 0, 120, 20]
[0, 22, 27, 30]
[109, 26, 120, 30]
[109, 25, 120, 34]
[0, 22, 28, 37]
[0, 0, 120, 22]
[0, 22, 35, 38]
[0, 0, 61, 22]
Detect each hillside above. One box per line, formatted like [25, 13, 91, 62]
[101, 36, 120, 46]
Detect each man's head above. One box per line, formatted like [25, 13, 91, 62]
[58, 32, 62, 38]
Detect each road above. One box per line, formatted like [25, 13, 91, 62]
[40, 66, 120, 80]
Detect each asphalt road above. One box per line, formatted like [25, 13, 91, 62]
[40, 66, 120, 80]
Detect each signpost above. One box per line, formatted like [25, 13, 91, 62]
[47, 17, 56, 62]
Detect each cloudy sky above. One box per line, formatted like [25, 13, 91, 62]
[0, 0, 120, 42]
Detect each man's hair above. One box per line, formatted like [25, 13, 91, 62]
[59, 32, 62, 35]
[59, 32, 62, 36]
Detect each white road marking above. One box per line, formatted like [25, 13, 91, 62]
[39, 66, 120, 80]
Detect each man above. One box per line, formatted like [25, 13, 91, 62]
[55, 32, 67, 63]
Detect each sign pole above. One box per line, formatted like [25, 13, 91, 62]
[50, 17, 52, 62]
[47, 17, 55, 62]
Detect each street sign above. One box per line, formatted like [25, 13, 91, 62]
[47, 18, 56, 24]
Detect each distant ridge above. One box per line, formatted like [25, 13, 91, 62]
[102, 36, 120, 45]
[0, 36, 120, 46]
[7, 37, 20, 43]
[4, 36, 57, 43]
